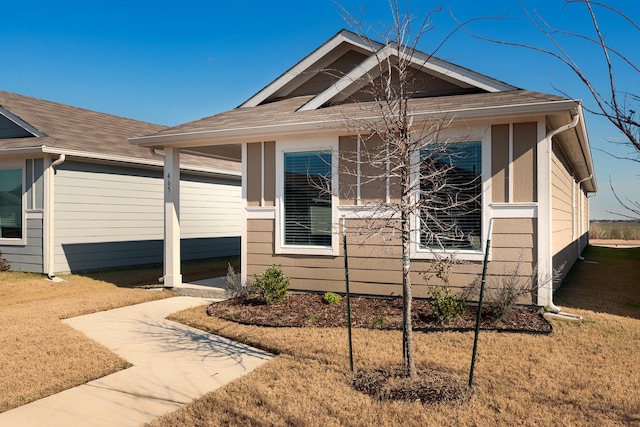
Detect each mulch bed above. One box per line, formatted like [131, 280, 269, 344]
[206, 293, 552, 334]
[352, 367, 473, 405]
[206, 293, 551, 406]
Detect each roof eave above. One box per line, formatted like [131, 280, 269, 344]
[0, 145, 240, 178]
[131, 99, 582, 148]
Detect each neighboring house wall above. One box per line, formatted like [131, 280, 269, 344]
[0, 216, 44, 273]
[53, 161, 240, 273]
[0, 157, 45, 273]
[180, 174, 242, 259]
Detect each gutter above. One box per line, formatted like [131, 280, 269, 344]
[576, 173, 594, 261]
[0, 146, 240, 179]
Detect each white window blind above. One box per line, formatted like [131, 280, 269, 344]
[283, 151, 332, 247]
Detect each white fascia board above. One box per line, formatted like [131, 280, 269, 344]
[575, 104, 597, 192]
[0, 146, 48, 157]
[129, 122, 340, 147]
[240, 30, 380, 108]
[0, 107, 47, 137]
[411, 99, 580, 122]
[414, 54, 516, 92]
[130, 99, 579, 148]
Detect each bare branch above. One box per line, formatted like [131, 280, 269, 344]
[608, 176, 640, 219]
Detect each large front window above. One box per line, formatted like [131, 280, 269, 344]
[0, 168, 23, 239]
[283, 151, 332, 247]
[420, 141, 482, 250]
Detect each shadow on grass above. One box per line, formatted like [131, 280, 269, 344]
[554, 245, 640, 320]
[74, 257, 240, 288]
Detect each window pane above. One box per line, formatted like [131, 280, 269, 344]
[0, 169, 23, 239]
[420, 142, 481, 250]
[284, 151, 332, 247]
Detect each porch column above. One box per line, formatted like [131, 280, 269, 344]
[163, 147, 182, 287]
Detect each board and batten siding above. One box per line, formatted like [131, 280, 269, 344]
[53, 161, 240, 273]
[0, 216, 44, 273]
[490, 122, 537, 204]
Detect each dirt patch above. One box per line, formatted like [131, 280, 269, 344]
[206, 293, 552, 334]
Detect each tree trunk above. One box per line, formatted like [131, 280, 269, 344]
[401, 198, 415, 377]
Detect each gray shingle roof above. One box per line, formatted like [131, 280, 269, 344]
[0, 90, 240, 173]
[144, 90, 572, 139]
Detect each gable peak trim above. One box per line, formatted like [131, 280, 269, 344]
[239, 29, 381, 109]
[298, 42, 517, 112]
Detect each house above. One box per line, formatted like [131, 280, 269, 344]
[0, 90, 241, 277]
[130, 30, 596, 309]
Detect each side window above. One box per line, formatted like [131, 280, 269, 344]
[283, 150, 332, 247]
[0, 167, 24, 239]
[420, 141, 482, 250]
[25, 158, 45, 210]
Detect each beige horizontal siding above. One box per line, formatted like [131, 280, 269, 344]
[551, 148, 574, 255]
[246, 217, 537, 303]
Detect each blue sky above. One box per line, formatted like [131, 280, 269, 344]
[2, 0, 638, 220]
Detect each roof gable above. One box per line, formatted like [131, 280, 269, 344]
[0, 106, 46, 138]
[241, 29, 516, 111]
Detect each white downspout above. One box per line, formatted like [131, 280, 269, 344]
[576, 173, 593, 261]
[46, 154, 66, 280]
[543, 114, 580, 314]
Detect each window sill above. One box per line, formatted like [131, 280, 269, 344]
[276, 244, 338, 257]
[411, 247, 486, 262]
[0, 238, 27, 246]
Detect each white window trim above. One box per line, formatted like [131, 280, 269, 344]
[410, 126, 491, 262]
[275, 136, 339, 256]
[0, 160, 27, 246]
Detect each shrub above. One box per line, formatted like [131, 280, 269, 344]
[371, 315, 386, 329]
[429, 286, 466, 324]
[323, 292, 342, 305]
[0, 250, 9, 272]
[224, 264, 258, 298]
[253, 264, 290, 305]
[464, 258, 565, 322]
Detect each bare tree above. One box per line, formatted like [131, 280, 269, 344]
[331, 1, 482, 377]
[457, 0, 639, 216]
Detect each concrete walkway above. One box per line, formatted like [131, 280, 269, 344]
[0, 296, 273, 426]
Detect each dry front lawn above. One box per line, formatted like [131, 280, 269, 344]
[0, 272, 173, 412]
[150, 245, 640, 427]
[0, 257, 237, 413]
